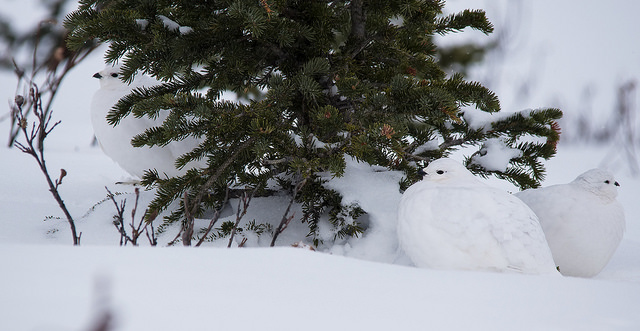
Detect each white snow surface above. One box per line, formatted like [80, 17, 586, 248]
[1, 1, 640, 330]
[2, 245, 640, 331]
[1, 136, 639, 331]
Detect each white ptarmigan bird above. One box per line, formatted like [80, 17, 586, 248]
[397, 158, 557, 274]
[91, 64, 205, 179]
[515, 169, 625, 277]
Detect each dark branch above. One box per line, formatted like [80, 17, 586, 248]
[195, 186, 230, 247]
[13, 87, 80, 245]
[270, 177, 307, 247]
[350, 0, 366, 40]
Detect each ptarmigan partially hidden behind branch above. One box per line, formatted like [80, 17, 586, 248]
[91, 64, 205, 179]
[397, 158, 558, 275]
[515, 169, 625, 277]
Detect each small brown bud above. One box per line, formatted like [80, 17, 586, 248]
[56, 169, 67, 186]
[15, 95, 24, 107]
[54, 46, 66, 63]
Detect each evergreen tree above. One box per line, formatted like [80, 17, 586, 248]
[64, 0, 562, 245]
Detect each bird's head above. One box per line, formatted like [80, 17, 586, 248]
[92, 64, 125, 90]
[573, 168, 620, 200]
[419, 158, 476, 184]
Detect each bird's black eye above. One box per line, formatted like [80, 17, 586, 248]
[436, 170, 445, 175]
[604, 180, 610, 184]
[110, 73, 118, 78]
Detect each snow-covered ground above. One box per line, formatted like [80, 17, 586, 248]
[1, 1, 640, 330]
[2, 245, 640, 331]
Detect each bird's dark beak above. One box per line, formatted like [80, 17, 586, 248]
[615, 181, 620, 187]
[93, 72, 102, 79]
[417, 169, 427, 178]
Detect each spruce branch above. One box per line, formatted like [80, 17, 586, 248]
[434, 9, 494, 35]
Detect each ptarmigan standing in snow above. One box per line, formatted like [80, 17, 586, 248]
[91, 64, 205, 179]
[515, 169, 625, 277]
[397, 158, 557, 274]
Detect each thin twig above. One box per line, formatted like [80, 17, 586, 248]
[270, 177, 307, 247]
[13, 87, 80, 245]
[227, 186, 259, 248]
[145, 218, 158, 246]
[106, 186, 157, 246]
[167, 229, 183, 246]
[7, 22, 98, 147]
[129, 188, 157, 246]
[129, 188, 142, 244]
[7, 26, 96, 242]
[195, 186, 230, 247]
[238, 237, 248, 248]
[106, 186, 130, 246]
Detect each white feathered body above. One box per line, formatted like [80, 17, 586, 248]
[397, 159, 557, 275]
[91, 66, 205, 178]
[516, 170, 625, 277]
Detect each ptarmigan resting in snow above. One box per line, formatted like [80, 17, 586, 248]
[397, 158, 557, 274]
[91, 64, 205, 179]
[515, 169, 625, 277]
